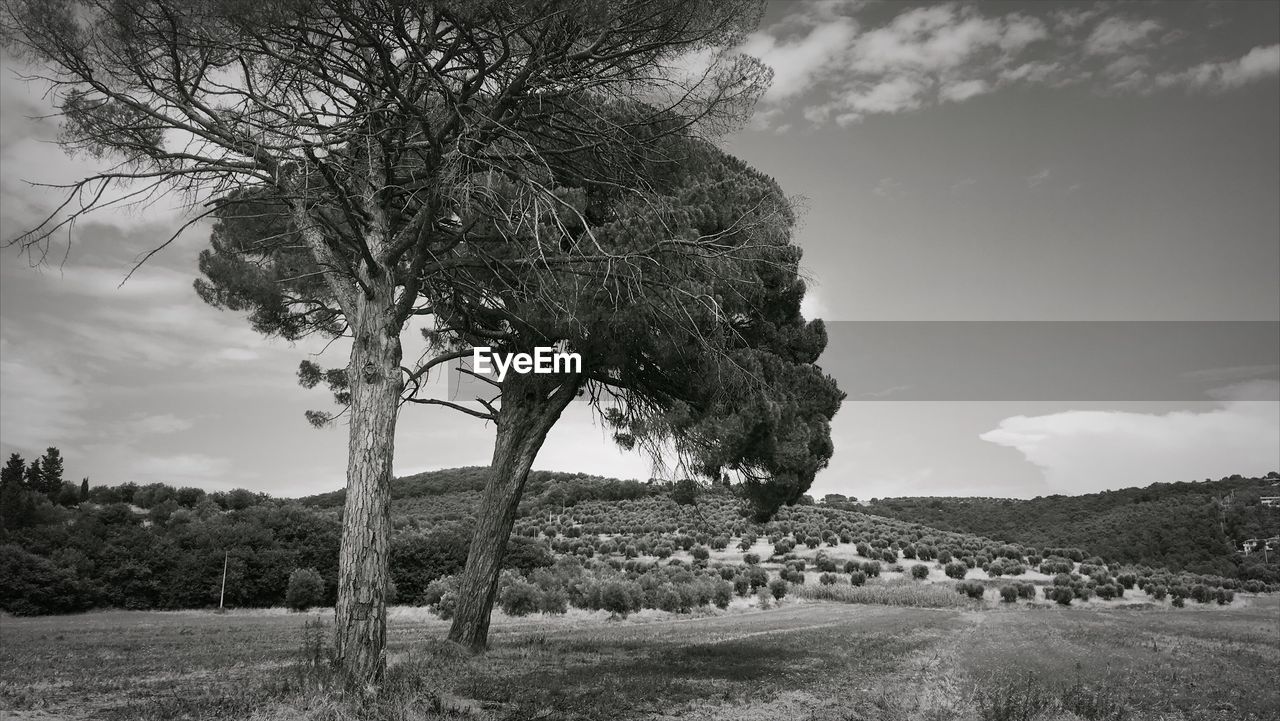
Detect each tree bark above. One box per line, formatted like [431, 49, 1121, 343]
[333, 284, 402, 690]
[448, 372, 580, 653]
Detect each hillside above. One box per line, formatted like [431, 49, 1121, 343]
[5, 466, 1277, 618]
[862, 474, 1280, 578]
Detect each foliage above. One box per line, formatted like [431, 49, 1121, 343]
[864, 474, 1280, 579]
[285, 568, 324, 612]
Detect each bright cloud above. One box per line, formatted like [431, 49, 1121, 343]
[980, 381, 1280, 494]
[1158, 44, 1280, 92]
[741, 3, 1279, 128]
[1083, 17, 1163, 56]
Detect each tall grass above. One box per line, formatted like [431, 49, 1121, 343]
[794, 579, 977, 608]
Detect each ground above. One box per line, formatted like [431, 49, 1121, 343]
[1, 596, 1276, 721]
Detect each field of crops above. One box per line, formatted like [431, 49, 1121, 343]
[2, 594, 1276, 721]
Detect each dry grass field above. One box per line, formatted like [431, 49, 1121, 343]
[2, 594, 1276, 721]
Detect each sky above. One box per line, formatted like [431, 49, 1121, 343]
[1, 0, 1277, 501]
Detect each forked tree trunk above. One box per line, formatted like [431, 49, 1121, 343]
[448, 373, 580, 652]
[333, 286, 403, 690]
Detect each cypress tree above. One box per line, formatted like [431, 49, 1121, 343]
[80, 478, 90, 502]
[39, 448, 64, 499]
[23, 459, 41, 493]
[1, 454, 24, 489]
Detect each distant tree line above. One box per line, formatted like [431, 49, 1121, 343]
[0, 453, 567, 616]
[862, 474, 1280, 580]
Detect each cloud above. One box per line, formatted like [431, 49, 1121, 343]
[0, 336, 85, 452]
[741, 4, 1279, 129]
[1084, 17, 1163, 56]
[939, 78, 990, 103]
[1157, 44, 1280, 92]
[743, 17, 859, 102]
[128, 453, 234, 486]
[121, 413, 194, 436]
[980, 381, 1280, 494]
[1026, 168, 1051, 188]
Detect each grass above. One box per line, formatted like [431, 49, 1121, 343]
[1, 596, 1276, 720]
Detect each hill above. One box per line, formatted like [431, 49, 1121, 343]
[861, 473, 1280, 579]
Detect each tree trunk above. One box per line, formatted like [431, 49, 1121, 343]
[333, 287, 402, 690]
[448, 373, 579, 653]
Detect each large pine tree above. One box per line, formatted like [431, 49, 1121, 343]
[23, 459, 42, 495]
[0, 453, 29, 530]
[39, 448, 64, 500]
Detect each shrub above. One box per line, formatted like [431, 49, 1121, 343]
[1172, 595, 1185, 608]
[1016, 582, 1036, 600]
[769, 578, 789, 600]
[600, 580, 638, 618]
[743, 553, 761, 566]
[881, 549, 898, 563]
[956, 581, 985, 599]
[733, 576, 750, 596]
[499, 580, 542, 617]
[286, 568, 324, 612]
[538, 586, 568, 615]
[819, 572, 838, 586]
[816, 556, 838, 573]
[862, 561, 881, 577]
[1051, 587, 1074, 606]
[944, 562, 968, 580]
[910, 564, 929, 580]
[690, 545, 710, 561]
[1149, 584, 1167, 600]
[1117, 573, 1137, 590]
[849, 570, 867, 586]
[999, 585, 1018, 602]
[756, 587, 772, 609]
[712, 581, 733, 609]
[1215, 588, 1234, 605]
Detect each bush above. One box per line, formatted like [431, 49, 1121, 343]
[769, 578, 789, 600]
[1016, 582, 1036, 600]
[539, 586, 568, 614]
[286, 568, 324, 612]
[819, 572, 838, 586]
[849, 570, 867, 586]
[944, 562, 968, 580]
[713, 581, 733, 609]
[498, 579, 542, 617]
[1051, 587, 1074, 606]
[815, 556, 838, 573]
[861, 561, 881, 577]
[999, 585, 1018, 602]
[600, 579, 638, 618]
[956, 581, 985, 599]
[910, 564, 929, 580]
[743, 553, 760, 566]
[690, 545, 710, 561]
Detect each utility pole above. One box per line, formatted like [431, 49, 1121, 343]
[218, 551, 228, 612]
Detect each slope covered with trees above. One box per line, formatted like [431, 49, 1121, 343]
[862, 474, 1280, 578]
